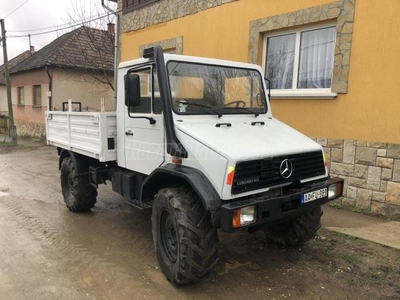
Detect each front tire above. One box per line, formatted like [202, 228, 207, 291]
[151, 187, 219, 284]
[263, 206, 323, 247]
[60, 157, 97, 212]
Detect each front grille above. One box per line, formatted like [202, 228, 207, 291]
[231, 151, 325, 194]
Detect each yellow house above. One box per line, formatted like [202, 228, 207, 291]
[116, 0, 400, 219]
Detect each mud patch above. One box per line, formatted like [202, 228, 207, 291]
[1, 147, 400, 299]
[0, 142, 36, 154]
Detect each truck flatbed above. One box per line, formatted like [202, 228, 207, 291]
[45, 111, 117, 162]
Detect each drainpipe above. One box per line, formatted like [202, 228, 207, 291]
[45, 65, 52, 111]
[102, 0, 119, 111]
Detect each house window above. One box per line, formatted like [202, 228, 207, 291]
[33, 85, 42, 107]
[123, 0, 160, 13]
[264, 24, 336, 97]
[17, 87, 24, 106]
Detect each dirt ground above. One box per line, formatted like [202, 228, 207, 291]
[0, 145, 400, 300]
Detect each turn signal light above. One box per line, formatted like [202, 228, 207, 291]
[172, 157, 182, 164]
[226, 166, 235, 185]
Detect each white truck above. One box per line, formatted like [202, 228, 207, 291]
[46, 46, 344, 284]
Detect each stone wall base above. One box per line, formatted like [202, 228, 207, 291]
[0, 115, 8, 134]
[15, 120, 46, 140]
[311, 137, 400, 221]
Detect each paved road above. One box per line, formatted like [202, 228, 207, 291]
[323, 205, 400, 250]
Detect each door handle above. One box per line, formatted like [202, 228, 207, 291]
[125, 131, 133, 136]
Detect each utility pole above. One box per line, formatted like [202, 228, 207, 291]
[101, 0, 119, 111]
[0, 18, 17, 144]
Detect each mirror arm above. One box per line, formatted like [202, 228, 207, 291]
[264, 77, 271, 99]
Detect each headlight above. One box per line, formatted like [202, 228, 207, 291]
[232, 205, 257, 228]
[328, 183, 343, 199]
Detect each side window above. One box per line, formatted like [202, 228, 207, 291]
[127, 66, 163, 115]
[128, 68, 152, 114]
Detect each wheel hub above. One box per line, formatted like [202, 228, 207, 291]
[68, 176, 75, 196]
[160, 211, 178, 263]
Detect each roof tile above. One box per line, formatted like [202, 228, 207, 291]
[10, 26, 114, 74]
[0, 50, 32, 85]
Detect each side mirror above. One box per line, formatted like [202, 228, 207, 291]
[125, 73, 141, 107]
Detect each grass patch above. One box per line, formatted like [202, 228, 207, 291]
[378, 265, 393, 274]
[0, 141, 14, 147]
[0, 141, 36, 154]
[343, 254, 362, 265]
[347, 278, 356, 286]
[328, 202, 342, 209]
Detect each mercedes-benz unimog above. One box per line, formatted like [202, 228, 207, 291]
[46, 46, 343, 284]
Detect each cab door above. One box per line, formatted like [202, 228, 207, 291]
[124, 65, 164, 174]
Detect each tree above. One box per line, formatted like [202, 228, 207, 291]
[58, 0, 117, 92]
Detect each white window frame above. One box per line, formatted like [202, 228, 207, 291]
[262, 22, 337, 99]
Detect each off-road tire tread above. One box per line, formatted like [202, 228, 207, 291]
[264, 206, 323, 247]
[151, 186, 219, 284]
[60, 157, 97, 212]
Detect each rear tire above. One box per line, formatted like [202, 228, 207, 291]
[60, 157, 97, 212]
[151, 186, 219, 284]
[263, 206, 323, 247]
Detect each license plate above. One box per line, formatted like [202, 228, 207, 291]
[301, 188, 327, 204]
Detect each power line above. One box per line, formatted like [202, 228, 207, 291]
[8, 5, 121, 34]
[8, 12, 115, 33]
[9, 23, 90, 34]
[3, 0, 31, 19]
[7, 11, 116, 39]
[6, 5, 124, 39]
[8, 20, 94, 33]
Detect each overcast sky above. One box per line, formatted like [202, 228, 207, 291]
[0, 0, 117, 65]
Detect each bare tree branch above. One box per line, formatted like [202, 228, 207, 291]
[57, 0, 116, 91]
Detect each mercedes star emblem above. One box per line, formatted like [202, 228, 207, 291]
[280, 159, 293, 179]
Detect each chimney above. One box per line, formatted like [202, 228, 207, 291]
[107, 23, 115, 34]
[30, 45, 35, 55]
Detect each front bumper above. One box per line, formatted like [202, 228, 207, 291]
[219, 177, 344, 232]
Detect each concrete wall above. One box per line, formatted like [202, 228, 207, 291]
[9, 67, 114, 137]
[51, 68, 114, 112]
[11, 69, 49, 129]
[117, 0, 400, 219]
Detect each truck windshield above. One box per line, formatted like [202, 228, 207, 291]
[167, 61, 267, 116]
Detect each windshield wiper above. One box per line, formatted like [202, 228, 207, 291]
[240, 107, 259, 117]
[224, 106, 260, 117]
[176, 100, 223, 118]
